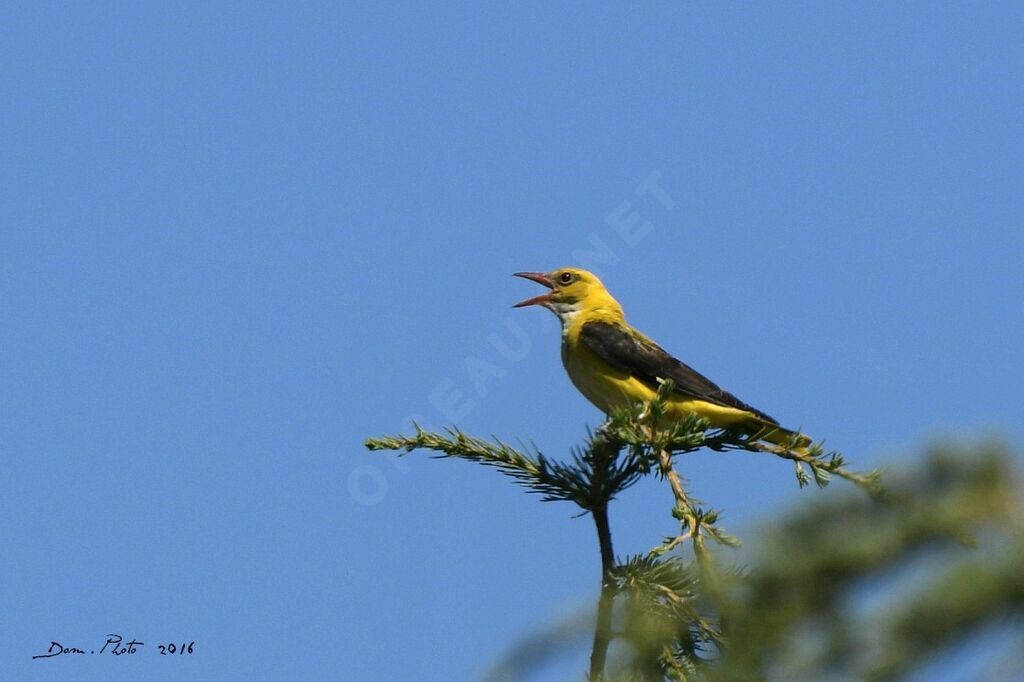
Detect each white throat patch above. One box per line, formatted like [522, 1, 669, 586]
[546, 300, 583, 334]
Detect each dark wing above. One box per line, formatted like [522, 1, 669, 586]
[579, 320, 778, 424]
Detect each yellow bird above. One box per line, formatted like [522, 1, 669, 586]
[513, 267, 809, 448]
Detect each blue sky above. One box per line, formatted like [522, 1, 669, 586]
[2, 3, 1022, 680]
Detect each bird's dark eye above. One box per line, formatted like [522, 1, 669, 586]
[559, 272, 574, 285]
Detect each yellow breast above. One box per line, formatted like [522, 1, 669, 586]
[561, 337, 655, 414]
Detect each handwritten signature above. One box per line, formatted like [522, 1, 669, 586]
[33, 635, 195, 659]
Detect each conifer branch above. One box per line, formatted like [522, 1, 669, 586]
[588, 502, 616, 681]
[366, 426, 588, 507]
[364, 379, 882, 679]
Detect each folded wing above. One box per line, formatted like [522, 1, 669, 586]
[578, 320, 778, 424]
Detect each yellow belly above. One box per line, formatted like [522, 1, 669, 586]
[561, 342, 755, 429]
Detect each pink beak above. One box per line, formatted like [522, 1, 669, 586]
[512, 272, 554, 308]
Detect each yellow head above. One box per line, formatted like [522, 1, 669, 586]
[513, 267, 623, 324]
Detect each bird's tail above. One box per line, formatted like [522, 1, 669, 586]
[750, 421, 812, 451]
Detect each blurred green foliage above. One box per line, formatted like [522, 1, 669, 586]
[716, 441, 1022, 681]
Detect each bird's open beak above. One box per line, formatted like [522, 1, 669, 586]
[512, 272, 554, 308]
